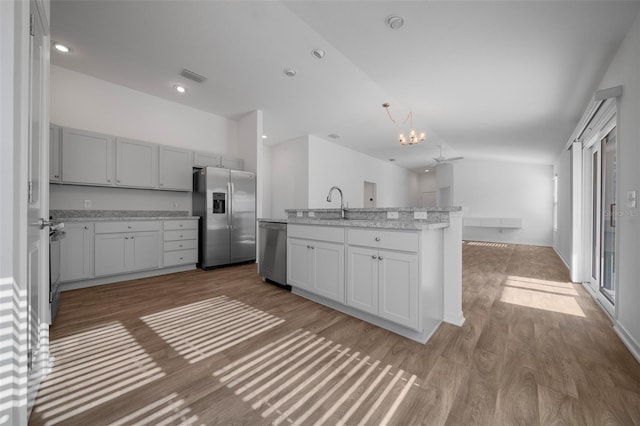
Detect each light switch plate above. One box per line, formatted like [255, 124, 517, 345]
[296, 211, 303, 217]
[84, 199, 91, 209]
[628, 191, 637, 208]
[387, 211, 399, 219]
[308, 211, 315, 217]
[414, 211, 428, 220]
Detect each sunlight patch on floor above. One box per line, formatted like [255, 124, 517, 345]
[505, 276, 578, 296]
[141, 296, 284, 364]
[465, 241, 509, 248]
[35, 321, 165, 425]
[500, 278, 585, 317]
[213, 329, 417, 426]
[108, 392, 199, 426]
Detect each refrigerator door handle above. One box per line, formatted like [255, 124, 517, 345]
[229, 182, 235, 229]
[227, 181, 233, 229]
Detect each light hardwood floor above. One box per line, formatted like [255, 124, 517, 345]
[30, 243, 640, 425]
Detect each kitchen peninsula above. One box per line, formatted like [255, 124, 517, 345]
[259, 207, 464, 344]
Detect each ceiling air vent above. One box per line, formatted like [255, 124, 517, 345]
[180, 68, 208, 84]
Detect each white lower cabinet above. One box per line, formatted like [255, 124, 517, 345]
[59, 222, 94, 282]
[163, 219, 198, 266]
[94, 231, 160, 276]
[346, 246, 419, 329]
[287, 225, 345, 303]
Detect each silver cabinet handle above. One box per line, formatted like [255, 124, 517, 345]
[179, 224, 183, 227]
[128, 226, 132, 229]
[160, 183, 164, 186]
[179, 244, 183, 247]
[378, 256, 383, 260]
[54, 175, 59, 178]
[306, 245, 310, 249]
[179, 257, 184, 260]
[131, 236, 134, 240]
[371, 255, 377, 259]
[179, 235, 183, 238]
[107, 179, 111, 183]
[125, 237, 129, 240]
[375, 237, 380, 242]
[84, 226, 88, 230]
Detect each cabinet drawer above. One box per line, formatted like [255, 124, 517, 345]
[95, 221, 160, 234]
[164, 240, 198, 251]
[288, 224, 344, 243]
[164, 249, 197, 266]
[164, 220, 198, 231]
[164, 229, 198, 241]
[348, 228, 418, 252]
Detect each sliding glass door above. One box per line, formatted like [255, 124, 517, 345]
[587, 126, 617, 314]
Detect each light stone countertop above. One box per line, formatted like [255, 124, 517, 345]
[50, 210, 199, 223]
[258, 217, 449, 230]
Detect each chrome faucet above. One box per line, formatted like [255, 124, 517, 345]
[326, 186, 347, 219]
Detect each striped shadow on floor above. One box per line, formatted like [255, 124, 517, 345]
[213, 329, 418, 426]
[141, 295, 285, 364]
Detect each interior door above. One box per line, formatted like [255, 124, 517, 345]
[27, 0, 49, 404]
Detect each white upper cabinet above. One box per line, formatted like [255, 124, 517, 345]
[61, 127, 115, 186]
[194, 152, 221, 168]
[50, 124, 61, 182]
[115, 137, 158, 188]
[158, 146, 193, 191]
[220, 156, 244, 171]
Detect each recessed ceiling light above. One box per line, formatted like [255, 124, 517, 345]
[424, 169, 430, 172]
[262, 135, 267, 139]
[283, 68, 297, 77]
[388, 158, 396, 162]
[385, 15, 404, 30]
[53, 42, 71, 53]
[328, 133, 340, 139]
[173, 84, 187, 93]
[311, 49, 326, 59]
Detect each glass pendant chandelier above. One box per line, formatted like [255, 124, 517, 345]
[383, 103, 425, 146]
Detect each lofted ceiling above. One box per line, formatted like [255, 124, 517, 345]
[50, 1, 640, 171]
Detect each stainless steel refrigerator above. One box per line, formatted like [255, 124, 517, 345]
[193, 167, 256, 268]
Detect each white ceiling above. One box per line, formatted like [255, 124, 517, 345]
[50, 1, 640, 171]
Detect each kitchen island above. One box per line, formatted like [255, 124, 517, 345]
[259, 207, 463, 344]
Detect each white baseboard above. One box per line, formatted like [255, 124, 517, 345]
[552, 246, 571, 271]
[60, 265, 196, 291]
[614, 323, 640, 364]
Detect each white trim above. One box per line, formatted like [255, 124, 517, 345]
[59, 265, 196, 291]
[553, 246, 571, 272]
[614, 323, 640, 364]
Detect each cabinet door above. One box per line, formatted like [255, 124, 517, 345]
[59, 223, 94, 282]
[287, 238, 311, 289]
[94, 233, 129, 276]
[61, 127, 114, 185]
[311, 241, 345, 303]
[346, 246, 378, 315]
[378, 250, 419, 330]
[116, 138, 158, 188]
[194, 152, 221, 168]
[221, 156, 244, 171]
[49, 124, 61, 182]
[159, 146, 193, 191]
[131, 232, 160, 271]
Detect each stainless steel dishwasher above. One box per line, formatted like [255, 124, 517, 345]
[258, 221, 289, 288]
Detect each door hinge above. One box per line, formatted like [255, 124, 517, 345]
[28, 181, 33, 203]
[27, 349, 33, 373]
[29, 14, 35, 36]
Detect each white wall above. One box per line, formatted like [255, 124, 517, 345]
[553, 148, 571, 267]
[270, 136, 309, 218]
[454, 159, 554, 246]
[595, 11, 640, 357]
[237, 110, 260, 173]
[50, 66, 240, 212]
[307, 135, 419, 209]
[418, 171, 437, 207]
[49, 184, 191, 212]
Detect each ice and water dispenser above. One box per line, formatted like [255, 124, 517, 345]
[211, 192, 226, 214]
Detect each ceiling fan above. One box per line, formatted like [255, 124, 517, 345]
[432, 145, 464, 164]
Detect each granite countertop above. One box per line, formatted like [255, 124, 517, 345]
[285, 206, 462, 212]
[258, 217, 449, 230]
[50, 210, 199, 222]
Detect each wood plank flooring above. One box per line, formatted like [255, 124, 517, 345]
[30, 243, 640, 425]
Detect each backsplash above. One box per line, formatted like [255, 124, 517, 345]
[50, 210, 190, 219]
